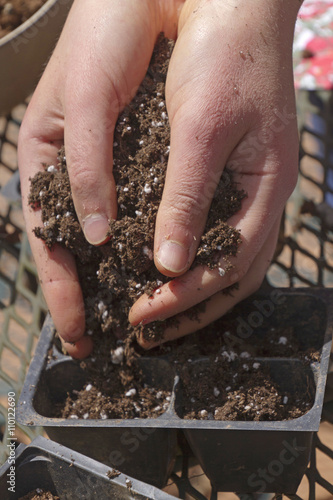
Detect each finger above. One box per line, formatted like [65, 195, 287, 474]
[60, 336, 93, 360]
[62, 0, 162, 245]
[153, 27, 248, 277]
[138, 217, 280, 349]
[18, 133, 85, 352]
[17, 37, 91, 347]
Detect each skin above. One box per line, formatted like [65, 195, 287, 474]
[18, 0, 302, 358]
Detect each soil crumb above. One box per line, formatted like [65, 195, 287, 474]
[107, 469, 121, 479]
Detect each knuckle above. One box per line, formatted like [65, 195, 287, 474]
[68, 164, 99, 201]
[167, 188, 206, 223]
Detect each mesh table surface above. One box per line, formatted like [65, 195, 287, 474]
[0, 99, 332, 500]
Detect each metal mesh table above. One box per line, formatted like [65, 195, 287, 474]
[0, 98, 332, 499]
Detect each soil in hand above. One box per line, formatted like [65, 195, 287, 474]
[28, 34, 245, 348]
[0, 0, 46, 38]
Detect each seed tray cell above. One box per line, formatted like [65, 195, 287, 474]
[17, 288, 333, 494]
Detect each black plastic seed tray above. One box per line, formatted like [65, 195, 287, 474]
[0, 435, 177, 499]
[17, 288, 333, 494]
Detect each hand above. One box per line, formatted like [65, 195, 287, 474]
[18, 0, 301, 357]
[129, 0, 301, 346]
[18, 0, 183, 357]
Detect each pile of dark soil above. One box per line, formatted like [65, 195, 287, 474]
[29, 34, 316, 422]
[29, 35, 244, 347]
[58, 360, 172, 420]
[0, 0, 46, 38]
[19, 489, 59, 500]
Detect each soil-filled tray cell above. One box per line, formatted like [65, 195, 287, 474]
[33, 357, 176, 420]
[176, 358, 316, 421]
[30, 355, 177, 488]
[181, 359, 316, 493]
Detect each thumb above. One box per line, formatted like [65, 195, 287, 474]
[154, 44, 245, 277]
[64, 79, 118, 245]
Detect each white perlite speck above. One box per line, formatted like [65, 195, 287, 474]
[253, 362, 261, 369]
[111, 346, 124, 365]
[200, 410, 208, 418]
[213, 387, 220, 397]
[85, 384, 92, 391]
[283, 396, 288, 404]
[278, 336, 288, 345]
[144, 183, 152, 194]
[125, 388, 137, 397]
[218, 267, 225, 277]
[143, 246, 153, 260]
[221, 350, 238, 362]
[47, 165, 57, 173]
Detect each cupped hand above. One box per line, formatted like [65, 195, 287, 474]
[18, 0, 183, 357]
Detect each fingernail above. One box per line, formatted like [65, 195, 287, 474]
[156, 240, 189, 273]
[82, 213, 110, 245]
